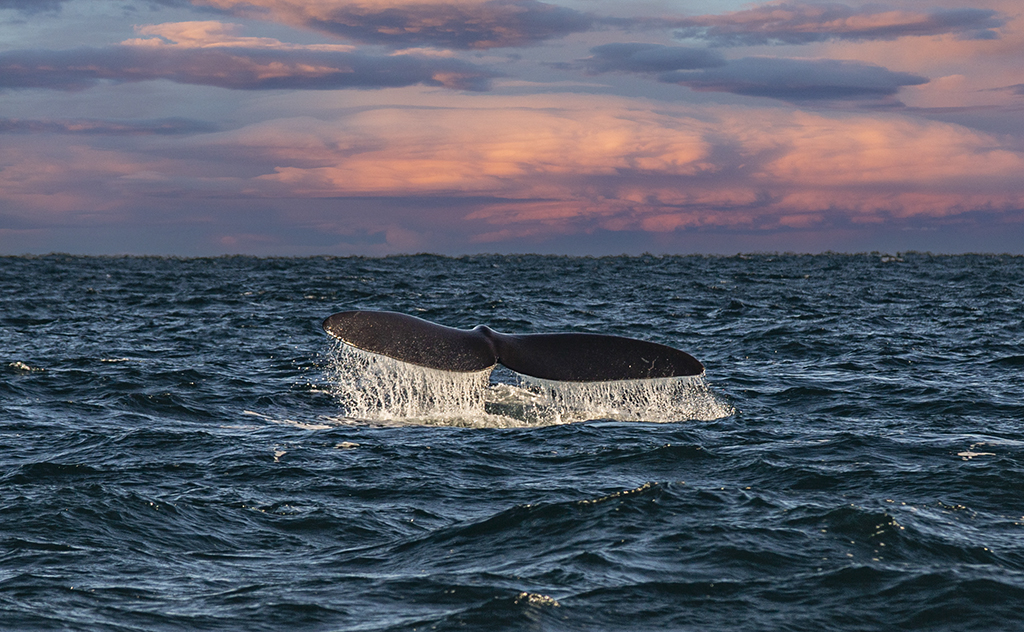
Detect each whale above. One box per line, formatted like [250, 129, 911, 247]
[322, 310, 703, 382]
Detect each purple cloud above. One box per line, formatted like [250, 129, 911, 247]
[660, 57, 928, 102]
[192, 0, 594, 50]
[0, 117, 217, 135]
[0, 46, 498, 91]
[674, 3, 1005, 46]
[0, 0, 199, 9]
[580, 44, 928, 103]
[583, 43, 726, 73]
[0, 0, 68, 12]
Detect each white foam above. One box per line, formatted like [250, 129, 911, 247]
[516, 374, 734, 424]
[322, 341, 734, 426]
[241, 409, 335, 430]
[9, 361, 43, 372]
[323, 341, 507, 426]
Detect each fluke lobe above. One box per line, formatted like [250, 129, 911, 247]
[322, 310, 704, 382]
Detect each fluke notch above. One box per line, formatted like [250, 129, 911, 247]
[323, 310, 704, 382]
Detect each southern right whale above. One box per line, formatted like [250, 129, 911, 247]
[322, 310, 704, 382]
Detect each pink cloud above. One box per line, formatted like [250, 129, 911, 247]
[238, 106, 713, 197]
[0, 137, 173, 216]
[765, 112, 1023, 187]
[2, 96, 1022, 249]
[199, 99, 1024, 236]
[123, 21, 356, 51]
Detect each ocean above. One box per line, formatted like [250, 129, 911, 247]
[2, 253, 1023, 631]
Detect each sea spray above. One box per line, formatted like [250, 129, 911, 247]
[515, 374, 733, 423]
[324, 340, 732, 425]
[324, 340, 495, 424]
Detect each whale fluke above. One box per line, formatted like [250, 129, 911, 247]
[322, 310, 703, 382]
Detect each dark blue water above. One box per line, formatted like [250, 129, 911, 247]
[2, 253, 1023, 631]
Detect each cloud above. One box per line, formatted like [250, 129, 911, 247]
[188, 0, 594, 49]
[2, 95, 1022, 252]
[0, 44, 498, 92]
[660, 57, 928, 102]
[0, 0, 68, 12]
[582, 45, 928, 103]
[0, 117, 217, 135]
[674, 3, 1006, 46]
[456, 107, 1024, 239]
[222, 106, 713, 198]
[200, 100, 1024, 223]
[123, 21, 357, 51]
[582, 43, 726, 73]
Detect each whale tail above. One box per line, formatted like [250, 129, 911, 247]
[322, 310, 703, 382]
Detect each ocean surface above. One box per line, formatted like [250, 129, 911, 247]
[2, 253, 1023, 631]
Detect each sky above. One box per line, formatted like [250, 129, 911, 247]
[1, 0, 1022, 255]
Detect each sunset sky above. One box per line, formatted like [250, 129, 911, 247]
[2, 0, 1022, 255]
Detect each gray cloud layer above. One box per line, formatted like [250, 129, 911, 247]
[662, 57, 928, 101]
[584, 43, 726, 73]
[202, 0, 594, 50]
[0, 46, 498, 91]
[584, 44, 928, 102]
[0, 117, 217, 135]
[0, 0, 68, 12]
[674, 3, 1005, 46]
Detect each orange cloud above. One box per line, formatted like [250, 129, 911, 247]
[243, 105, 713, 195]
[207, 97, 1023, 236]
[3, 94, 1022, 245]
[123, 21, 356, 51]
[763, 111, 1023, 186]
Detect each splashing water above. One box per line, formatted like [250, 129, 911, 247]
[323, 341, 733, 426]
[515, 375, 734, 424]
[323, 341, 497, 426]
